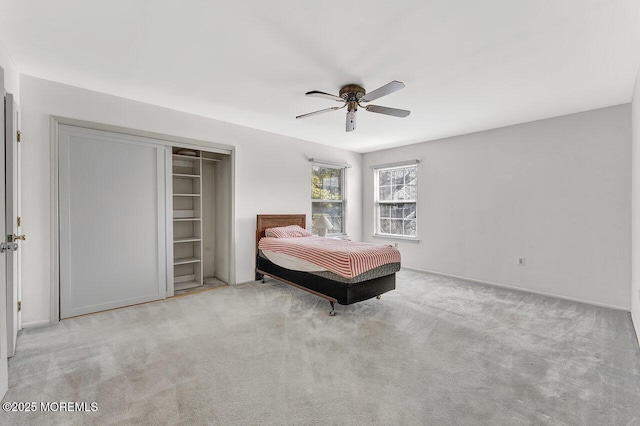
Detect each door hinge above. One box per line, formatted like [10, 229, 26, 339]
[17, 217, 20, 227]
[17, 301, 21, 312]
[16, 130, 21, 142]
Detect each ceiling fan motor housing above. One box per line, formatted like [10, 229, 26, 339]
[339, 84, 366, 102]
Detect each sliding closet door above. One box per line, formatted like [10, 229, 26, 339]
[59, 125, 167, 319]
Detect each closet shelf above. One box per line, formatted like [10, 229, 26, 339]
[173, 193, 201, 197]
[174, 237, 202, 243]
[172, 154, 200, 161]
[173, 217, 201, 222]
[201, 158, 221, 162]
[174, 257, 201, 265]
[173, 173, 201, 178]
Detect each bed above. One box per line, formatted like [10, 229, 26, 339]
[255, 214, 400, 315]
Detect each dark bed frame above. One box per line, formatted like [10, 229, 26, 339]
[255, 214, 396, 315]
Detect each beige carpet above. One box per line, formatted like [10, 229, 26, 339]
[1, 269, 639, 425]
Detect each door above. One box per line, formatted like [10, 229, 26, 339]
[5, 93, 19, 357]
[59, 125, 167, 319]
[0, 66, 9, 399]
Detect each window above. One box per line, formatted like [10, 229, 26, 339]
[311, 165, 345, 235]
[374, 163, 417, 238]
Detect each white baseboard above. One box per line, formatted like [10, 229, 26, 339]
[401, 266, 630, 312]
[21, 319, 52, 329]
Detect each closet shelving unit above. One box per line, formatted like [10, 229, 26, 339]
[172, 153, 203, 291]
[171, 150, 221, 292]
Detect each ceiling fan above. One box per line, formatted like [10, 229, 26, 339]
[296, 80, 411, 132]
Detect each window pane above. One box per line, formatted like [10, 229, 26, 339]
[391, 204, 404, 218]
[406, 203, 416, 219]
[405, 185, 416, 201]
[403, 219, 417, 236]
[312, 166, 342, 200]
[378, 170, 391, 186]
[405, 167, 416, 185]
[332, 217, 342, 233]
[393, 184, 406, 200]
[391, 169, 404, 184]
[390, 219, 403, 235]
[312, 202, 343, 234]
[380, 219, 391, 233]
[379, 204, 391, 218]
[379, 186, 392, 201]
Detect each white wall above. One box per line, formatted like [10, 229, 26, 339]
[362, 105, 632, 310]
[0, 41, 19, 100]
[19, 75, 362, 326]
[632, 67, 640, 343]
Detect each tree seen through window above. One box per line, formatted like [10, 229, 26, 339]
[311, 165, 344, 234]
[375, 164, 417, 237]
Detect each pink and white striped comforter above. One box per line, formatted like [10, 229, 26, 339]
[258, 236, 401, 279]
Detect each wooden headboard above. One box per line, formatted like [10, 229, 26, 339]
[256, 214, 306, 253]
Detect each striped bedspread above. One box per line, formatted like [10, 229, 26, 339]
[258, 236, 401, 279]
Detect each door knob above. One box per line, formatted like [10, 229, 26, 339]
[13, 234, 25, 241]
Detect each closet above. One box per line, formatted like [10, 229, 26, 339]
[170, 148, 230, 294]
[58, 124, 233, 319]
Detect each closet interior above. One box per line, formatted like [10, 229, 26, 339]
[171, 147, 231, 295]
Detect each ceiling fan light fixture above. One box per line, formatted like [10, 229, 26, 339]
[346, 108, 356, 132]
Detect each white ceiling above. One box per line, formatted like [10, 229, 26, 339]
[1, 0, 639, 153]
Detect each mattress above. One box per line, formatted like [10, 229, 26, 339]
[261, 250, 327, 272]
[259, 250, 400, 284]
[258, 235, 401, 279]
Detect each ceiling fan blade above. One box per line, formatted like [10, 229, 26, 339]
[346, 109, 356, 132]
[305, 90, 345, 102]
[360, 81, 405, 103]
[296, 106, 343, 119]
[365, 105, 411, 118]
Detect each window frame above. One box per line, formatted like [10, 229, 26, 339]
[373, 162, 419, 241]
[311, 164, 347, 237]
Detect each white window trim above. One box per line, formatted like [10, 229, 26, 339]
[369, 159, 419, 170]
[309, 158, 352, 169]
[373, 162, 419, 241]
[311, 163, 348, 237]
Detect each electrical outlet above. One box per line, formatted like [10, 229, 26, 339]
[518, 257, 526, 266]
